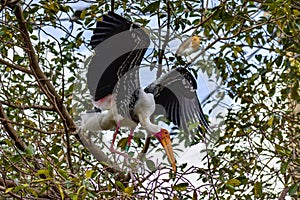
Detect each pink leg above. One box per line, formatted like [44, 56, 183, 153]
[109, 121, 129, 157]
[110, 121, 121, 150]
[125, 128, 135, 152]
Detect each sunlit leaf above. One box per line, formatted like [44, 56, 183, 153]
[57, 183, 65, 200]
[124, 186, 134, 195]
[85, 170, 94, 179]
[5, 187, 14, 193]
[254, 182, 262, 197]
[227, 179, 241, 187]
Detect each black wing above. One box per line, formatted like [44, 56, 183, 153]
[144, 67, 211, 136]
[87, 12, 150, 101]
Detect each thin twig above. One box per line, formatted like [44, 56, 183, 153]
[111, 0, 114, 13]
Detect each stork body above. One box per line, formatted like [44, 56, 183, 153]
[81, 87, 159, 151]
[81, 12, 211, 172]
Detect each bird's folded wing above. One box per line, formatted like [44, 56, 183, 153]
[88, 12, 150, 101]
[144, 67, 211, 137]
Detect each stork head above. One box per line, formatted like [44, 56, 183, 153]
[191, 36, 201, 50]
[154, 129, 176, 173]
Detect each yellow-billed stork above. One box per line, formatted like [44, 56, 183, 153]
[81, 12, 211, 173]
[175, 35, 201, 57]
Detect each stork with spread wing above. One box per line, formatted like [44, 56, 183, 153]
[81, 12, 211, 173]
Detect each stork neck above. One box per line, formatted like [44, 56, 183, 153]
[143, 118, 160, 133]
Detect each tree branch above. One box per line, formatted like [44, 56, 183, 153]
[0, 103, 27, 151]
[0, 117, 64, 135]
[0, 100, 55, 111]
[13, 4, 76, 131]
[13, 3, 75, 170]
[0, 177, 17, 188]
[77, 130, 129, 180]
[278, 187, 289, 200]
[0, 186, 23, 199]
[111, 0, 114, 13]
[0, 58, 33, 75]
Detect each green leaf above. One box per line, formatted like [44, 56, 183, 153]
[30, 35, 38, 40]
[5, 187, 14, 193]
[284, 4, 291, 16]
[267, 116, 274, 127]
[36, 169, 51, 178]
[289, 184, 298, 195]
[173, 183, 188, 192]
[124, 186, 134, 195]
[188, 121, 200, 131]
[245, 35, 253, 46]
[227, 178, 241, 187]
[25, 144, 34, 156]
[116, 181, 125, 190]
[117, 137, 128, 150]
[280, 162, 288, 174]
[85, 170, 94, 179]
[255, 54, 262, 62]
[58, 169, 68, 179]
[275, 56, 283, 67]
[108, 183, 112, 191]
[0, 30, 5, 36]
[57, 183, 65, 200]
[80, 9, 87, 20]
[29, 4, 39, 13]
[76, 185, 86, 197]
[254, 182, 262, 197]
[267, 24, 274, 34]
[275, 144, 285, 154]
[294, 159, 300, 165]
[32, 177, 52, 183]
[146, 160, 156, 171]
[99, 161, 110, 167]
[27, 188, 38, 197]
[143, 1, 159, 13]
[185, 2, 193, 11]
